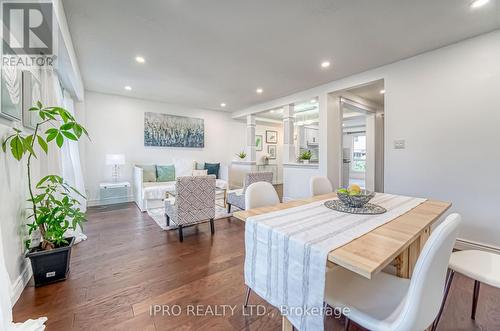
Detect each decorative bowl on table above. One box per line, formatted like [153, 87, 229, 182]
[336, 185, 375, 208]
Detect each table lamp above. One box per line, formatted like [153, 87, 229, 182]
[105, 154, 125, 182]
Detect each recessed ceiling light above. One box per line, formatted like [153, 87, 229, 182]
[470, 0, 489, 8]
[270, 110, 275, 113]
[379, 89, 385, 94]
[256, 88, 263, 94]
[124, 86, 132, 91]
[135, 56, 145, 63]
[321, 61, 331, 68]
[310, 98, 317, 103]
[220, 102, 226, 107]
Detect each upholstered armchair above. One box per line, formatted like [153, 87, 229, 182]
[164, 175, 216, 242]
[226, 172, 273, 212]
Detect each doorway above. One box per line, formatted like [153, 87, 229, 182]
[339, 80, 384, 192]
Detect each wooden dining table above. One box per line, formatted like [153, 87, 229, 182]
[233, 192, 451, 331]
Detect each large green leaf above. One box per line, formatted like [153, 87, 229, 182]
[60, 122, 74, 130]
[10, 136, 24, 160]
[46, 131, 58, 142]
[37, 135, 48, 153]
[22, 136, 36, 158]
[56, 133, 64, 147]
[62, 131, 78, 141]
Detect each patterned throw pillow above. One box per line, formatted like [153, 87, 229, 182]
[204, 163, 220, 179]
[137, 165, 156, 182]
[156, 165, 176, 182]
[192, 169, 208, 176]
[195, 162, 205, 170]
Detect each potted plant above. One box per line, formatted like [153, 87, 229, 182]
[235, 151, 247, 160]
[298, 150, 312, 164]
[1, 102, 89, 286]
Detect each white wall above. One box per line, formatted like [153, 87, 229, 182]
[255, 122, 283, 165]
[233, 30, 500, 249]
[81, 92, 246, 204]
[0, 121, 36, 305]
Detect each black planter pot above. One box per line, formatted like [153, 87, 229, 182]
[26, 237, 75, 287]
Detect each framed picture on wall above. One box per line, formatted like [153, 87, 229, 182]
[267, 145, 276, 159]
[255, 135, 263, 151]
[266, 130, 278, 143]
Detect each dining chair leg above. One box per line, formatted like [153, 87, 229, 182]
[210, 218, 215, 235]
[227, 203, 232, 213]
[432, 269, 455, 331]
[166, 214, 170, 226]
[344, 316, 350, 331]
[243, 286, 251, 308]
[178, 225, 184, 242]
[471, 280, 481, 320]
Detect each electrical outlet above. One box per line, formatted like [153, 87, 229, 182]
[394, 140, 405, 149]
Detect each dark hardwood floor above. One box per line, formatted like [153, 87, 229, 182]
[13, 202, 500, 331]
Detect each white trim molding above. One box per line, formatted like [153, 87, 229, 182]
[11, 262, 32, 305]
[283, 162, 319, 169]
[455, 238, 500, 254]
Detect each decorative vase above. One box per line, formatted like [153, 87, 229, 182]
[302, 160, 310, 164]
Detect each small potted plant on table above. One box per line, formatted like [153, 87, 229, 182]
[298, 150, 312, 164]
[235, 151, 247, 161]
[1, 102, 89, 286]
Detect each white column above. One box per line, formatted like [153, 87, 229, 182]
[319, 92, 343, 188]
[282, 104, 296, 163]
[246, 114, 256, 162]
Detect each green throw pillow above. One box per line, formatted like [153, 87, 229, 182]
[204, 163, 220, 179]
[156, 165, 176, 182]
[195, 162, 205, 170]
[137, 165, 156, 182]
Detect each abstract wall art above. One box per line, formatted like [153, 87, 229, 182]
[144, 112, 204, 148]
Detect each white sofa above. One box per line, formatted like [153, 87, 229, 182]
[134, 162, 230, 212]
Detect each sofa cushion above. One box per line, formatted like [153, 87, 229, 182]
[195, 162, 205, 170]
[157, 164, 176, 182]
[143, 181, 176, 200]
[204, 163, 220, 179]
[137, 164, 157, 182]
[192, 169, 208, 176]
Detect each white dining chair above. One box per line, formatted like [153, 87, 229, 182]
[310, 176, 333, 197]
[243, 181, 280, 308]
[324, 213, 461, 331]
[244, 181, 280, 210]
[432, 250, 500, 330]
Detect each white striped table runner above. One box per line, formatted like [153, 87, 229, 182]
[244, 193, 426, 331]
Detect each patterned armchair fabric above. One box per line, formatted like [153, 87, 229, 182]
[227, 172, 273, 210]
[164, 175, 216, 226]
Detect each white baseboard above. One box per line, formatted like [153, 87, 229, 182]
[87, 195, 134, 207]
[455, 238, 500, 253]
[11, 261, 32, 306]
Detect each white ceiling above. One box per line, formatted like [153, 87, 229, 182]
[62, 0, 499, 112]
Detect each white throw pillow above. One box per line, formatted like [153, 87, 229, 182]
[192, 169, 208, 176]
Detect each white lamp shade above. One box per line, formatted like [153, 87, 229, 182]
[106, 154, 125, 165]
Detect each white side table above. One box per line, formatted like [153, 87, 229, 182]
[99, 181, 130, 205]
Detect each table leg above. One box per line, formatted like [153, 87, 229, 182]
[224, 189, 227, 208]
[282, 316, 293, 331]
[396, 226, 431, 279]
